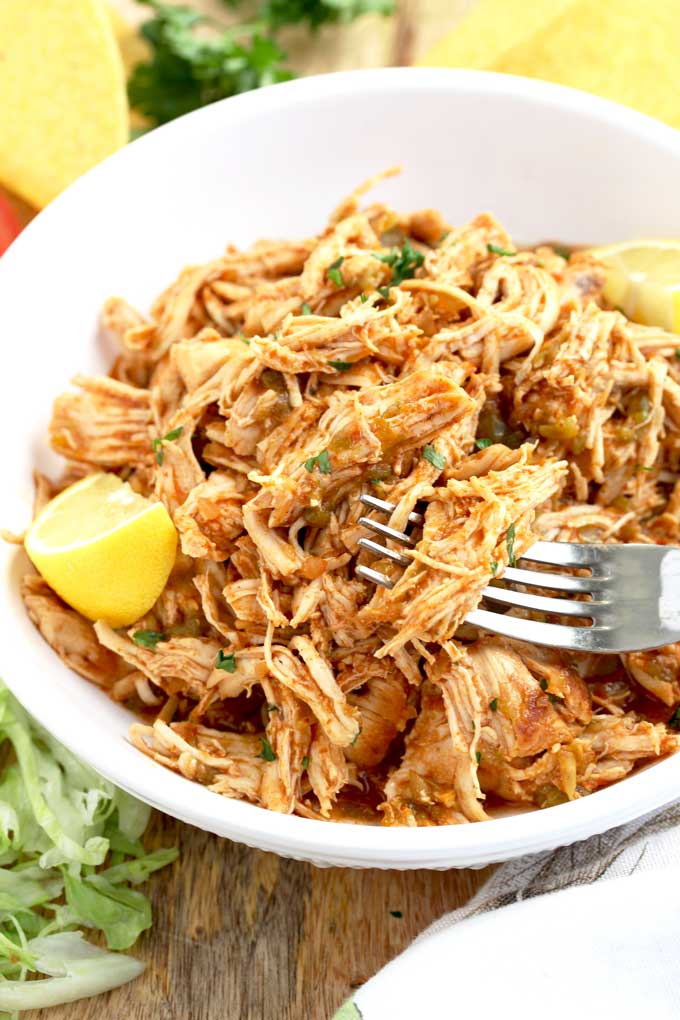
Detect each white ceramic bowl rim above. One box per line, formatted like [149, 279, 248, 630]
[3, 68, 680, 867]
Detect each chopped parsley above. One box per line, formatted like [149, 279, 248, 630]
[301, 302, 312, 315]
[302, 755, 310, 769]
[552, 244, 572, 260]
[475, 751, 482, 764]
[304, 449, 332, 474]
[475, 438, 493, 449]
[548, 693, 559, 705]
[132, 630, 165, 649]
[668, 707, 680, 731]
[215, 650, 237, 673]
[377, 286, 391, 300]
[373, 238, 425, 294]
[259, 737, 277, 762]
[487, 243, 517, 257]
[539, 678, 548, 691]
[423, 444, 446, 470]
[489, 698, 498, 712]
[328, 361, 352, 371]
[327, 256, 344, 288]
[359, 292, 368, 303]
[490, 560, 499, 577]
[389, 910, 403, 918]
[152, 426, 183, 466]
[506, 523, 517, 568]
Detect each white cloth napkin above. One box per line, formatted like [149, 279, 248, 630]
[333, 802, 680, 1019]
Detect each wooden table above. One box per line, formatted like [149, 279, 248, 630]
[17, 3, 495, 1017]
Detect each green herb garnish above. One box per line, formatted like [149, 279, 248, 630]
[475, 438, 493, 449]
[490, 560, 499, 577]
[132, 630, 165, 649]
[475, 751, 482, 764]
[152, 426, 183, 466]
[301, 302, 312, 315]
[327, 256, 344, 288]
[423, 444, 446, 470]
[390, 910, 403, 918]
[328, 361, 352, 371]
[675, 348, 680, 360]
[259, 737, 277, 762]
[351, 726, 362, 747]
[489, 698, 498, 712]
[304, 449, 331, 474]
[215, 650, 237, 673]
[373, 238, 424, 295]
[359, 292, 368, 303]
[506, 523, 517, 568]
[539, 678, 548, 691]
[668, 707, 680, 731]
[487, 243, 517, 257]
[266, 703, 279, 713]
[301, 755, 310, 769]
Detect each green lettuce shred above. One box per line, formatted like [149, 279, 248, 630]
[0, 683, 178, 1015]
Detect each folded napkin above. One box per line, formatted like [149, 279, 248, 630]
[421, 0, 680, 132]
[334, 802, 680, 1019]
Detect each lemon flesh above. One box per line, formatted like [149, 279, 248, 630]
[25, 473, 177, 627]
[593, 240, 680, 333]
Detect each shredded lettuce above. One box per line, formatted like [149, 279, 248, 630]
[0, 683, 178, 1014]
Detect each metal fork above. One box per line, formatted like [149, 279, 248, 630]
[356, 493, 680, 653]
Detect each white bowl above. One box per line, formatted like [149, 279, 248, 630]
[2, 68, 680, 869]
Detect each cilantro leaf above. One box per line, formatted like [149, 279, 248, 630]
[152, 425, 183, 466]
[506, 523, 517, 568]
[304, 449, 331, 474]
[423, 444, 446, 470]
[327, 256, 344, 288]
[132, 630, 165, 650]
[215, 650, 237, 673]
[128, 2, 293, 128]
[373, 238, 424, 296]
[487, 243, 517, 257]
[259, 737, 277, 762]
[259, 0, 394, 31]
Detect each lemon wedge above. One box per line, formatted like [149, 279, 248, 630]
[593, 240, 680, 333]
[25, 473, 177, 627]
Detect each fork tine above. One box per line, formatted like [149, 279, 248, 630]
[466, 609, 601, 651]
[359, 493, 424, 526]
[358, 537, 412, 566]
[356, 564, 394, 589]
[481, 585, 603, 618]
[520, 540, 608, 571]
[358, 516, 416, 547]
[502, 565, 608, 593]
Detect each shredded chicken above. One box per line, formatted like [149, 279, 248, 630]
[19, 176, 680, 825]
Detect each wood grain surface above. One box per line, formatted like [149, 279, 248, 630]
[15, 3, 495, 1018]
